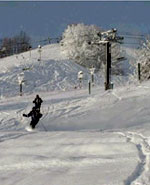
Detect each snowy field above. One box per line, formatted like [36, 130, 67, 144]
[0, 44, 150, 185]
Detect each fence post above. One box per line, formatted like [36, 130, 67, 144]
[38, 45, 42, 61]
[78, 71, 83, 89]
[20, 82, 22, 96]
[18, 72, 24, 96]
[138, 63, 141, 82]
[29, 46, 32, 57]
[88, 81, 91, 94]
[90, 67, 95, 86]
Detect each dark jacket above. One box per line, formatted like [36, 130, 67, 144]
[23, 108, 43, 129]
[33, 96, 43, 109]
[23, 109, 42, 121]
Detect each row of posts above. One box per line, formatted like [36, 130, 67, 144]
[78, 68, 94, 95]
[18, 42, 112, 96]
[18, 40, 115, 96]
[18, 37, 114, 96]
[17, 45, 42, 96]
[18, 68, 95, 96]
[17, 28, 126, 96]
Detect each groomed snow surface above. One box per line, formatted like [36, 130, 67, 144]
[0, 44, 150, 185]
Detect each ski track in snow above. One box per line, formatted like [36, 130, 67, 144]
[0, 131, 34, 143]
[117, 131, 150, 185]
[1, 44, 150, 184]
[0, 156, 122, 172]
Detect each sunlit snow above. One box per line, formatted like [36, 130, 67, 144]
[0, 44, 150, 185]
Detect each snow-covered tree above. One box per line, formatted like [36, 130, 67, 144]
[139, 40, 150, 81]
[129, 39, 150, 82]
[60, 23, 103, 69]
[60, 23, 124, 74]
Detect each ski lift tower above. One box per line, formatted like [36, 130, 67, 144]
[97, 28, 124, 90]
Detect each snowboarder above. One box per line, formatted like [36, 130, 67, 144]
[23, 107, 43, 129]
[33, 94, 43, 111]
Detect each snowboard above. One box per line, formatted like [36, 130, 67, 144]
[25, 126, 34, 132]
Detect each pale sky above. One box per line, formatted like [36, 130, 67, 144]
[0, 1, 150, 40]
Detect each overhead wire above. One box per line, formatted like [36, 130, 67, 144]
[117, 32, 147, 46]
[118, 31, 145, 37]
[0, 32, 148, 50]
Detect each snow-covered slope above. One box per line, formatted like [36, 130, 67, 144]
[1, 44, 150, 185]
[0, 44, 102, 97]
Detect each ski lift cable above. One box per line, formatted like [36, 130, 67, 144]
[120, 35, 145, 39]
[118, 31, 145, 37]
[123, 42, 141, 45]
[0, 36, 61, 47]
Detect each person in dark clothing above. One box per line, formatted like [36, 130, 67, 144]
[33, 94, 43, 110]
[23, 107, 43, 129]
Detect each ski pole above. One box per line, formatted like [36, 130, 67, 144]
[39, 120, 47, 131]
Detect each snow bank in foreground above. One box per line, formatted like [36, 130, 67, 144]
[0, 131, 138, 185]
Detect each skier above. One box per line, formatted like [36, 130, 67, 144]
[33, 94, 43, 111]
[23, 107, 43, 129]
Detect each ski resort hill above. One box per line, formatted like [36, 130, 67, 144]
[0, 43, 102, 98]
[1, 43, 150, 185]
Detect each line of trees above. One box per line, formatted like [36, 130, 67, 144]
[0, 31, 31, 58]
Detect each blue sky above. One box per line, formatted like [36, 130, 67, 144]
[0, 1, 150, 41]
